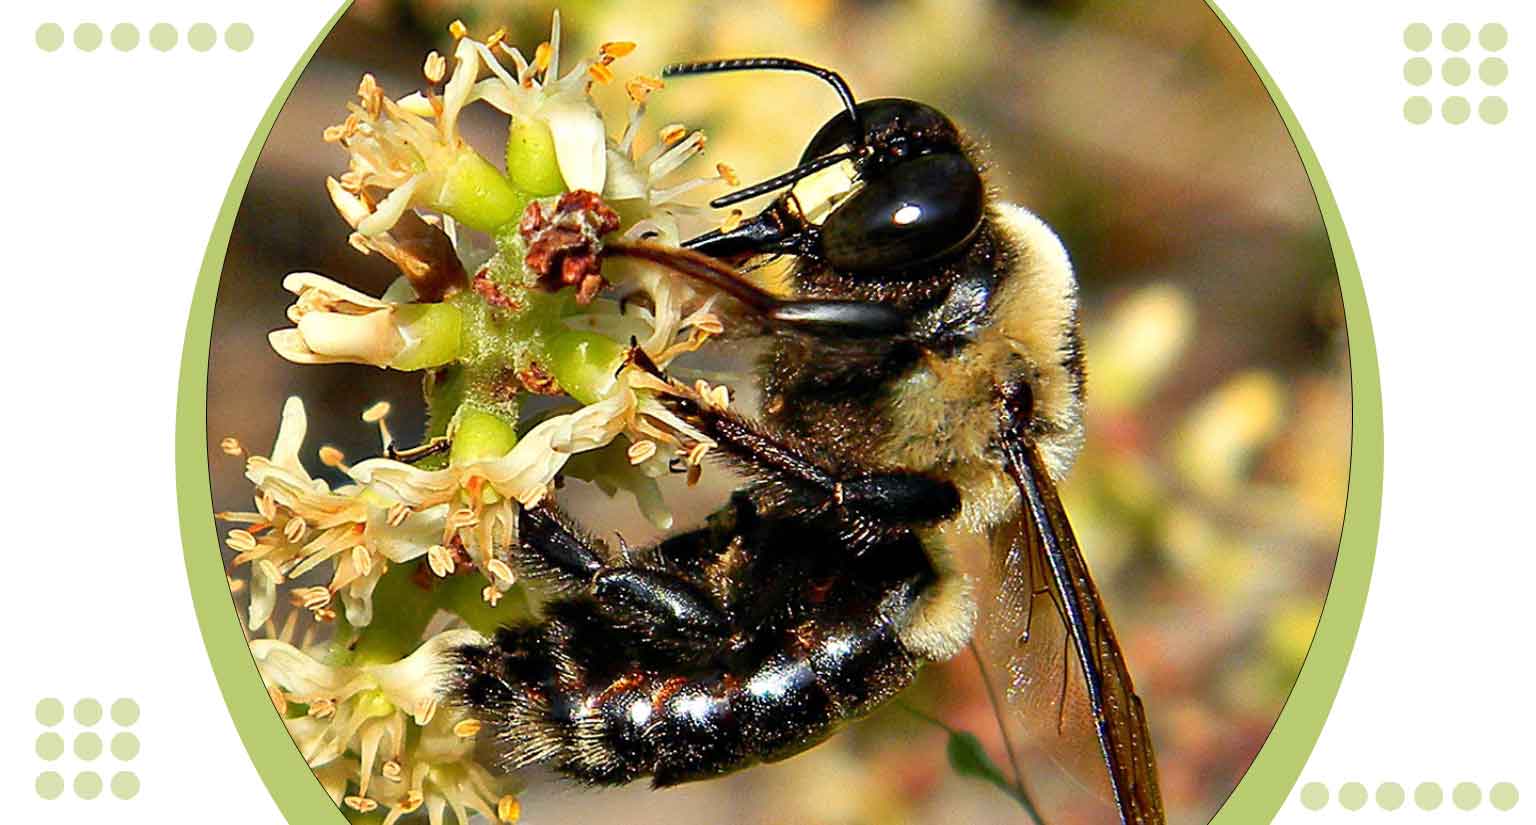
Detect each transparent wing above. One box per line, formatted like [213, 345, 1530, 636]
[973, 433, 1165, 825]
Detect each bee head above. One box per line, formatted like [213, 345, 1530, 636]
[664, 60, 985, 282]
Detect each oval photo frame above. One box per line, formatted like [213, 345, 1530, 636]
[175, 2, 1381, 823]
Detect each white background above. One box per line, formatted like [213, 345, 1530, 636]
[1, 1, 1531, 823]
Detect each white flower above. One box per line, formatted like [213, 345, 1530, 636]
[221, 398, 450, 628]
[400, 13, 610, 194]
[252, 629, 520, 822]
[269, 273, 462, 370]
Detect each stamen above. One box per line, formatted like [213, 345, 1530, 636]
[627, 440, 658, 464]
[486, 558, 515, 585]
[532, 42, 552, 76]
[601, 41, 637, 59]
[720, 209, 744, 233]
[397, 791, 424, 814]
[498, 795, 522, 823]
[427, 545, 455, 578]
[658, 124, 687, 145]
[423, 51, 446, 84]
[716, 163, 740, 186]
[319, 446, 347, 467]
[220, 437, 244, 456]
[485, 27, 508, 49]
[344, 796, 379, 813]
[448, 20, 468, 40]
[453, 719, 483, 738]
[625, 74, 664, 105]
[482, 584, 504, 606]
[588, 63, 615, 84]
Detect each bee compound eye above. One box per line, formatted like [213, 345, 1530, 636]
[819, 153, 983, 275]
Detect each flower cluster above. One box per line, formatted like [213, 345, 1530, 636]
[220, 13, 742, 822]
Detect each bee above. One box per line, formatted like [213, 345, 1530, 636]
[452, 57, 1166, 824]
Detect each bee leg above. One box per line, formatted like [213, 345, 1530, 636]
[514, 505, 730, 656]
[667, 395, 960, 525]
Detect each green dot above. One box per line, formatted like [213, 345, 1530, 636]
[35, 23, 64, 51]
[111, 732, 140, 760]
[36, 772, 64, 800]
[1404, 96, 1433, 124]
[1416, 782, 1444, 810]
[1443, 96, 1471, 124]
[110, 772, 139, 800]
[1300, 782, 1329, 810]
[110, 698, 140, 726]
[35, 733, 64, 760]
[1479, 23, 1508, 51]
[188, 23, 216, 52]
[1404, 58, 1433, 85]
[1453, 782, 1482, 810]
[149, 23, 177, 51]
[74, 771, 102, 800]
[1444, 58, 1471, 85]
[110, 23, 139, 51]
[1443, 23, 1471, 51]
[1480, 58, 1508, 85]
[1480, 96, 1508, 124]
[74, 732, 102, 760]
[74, 698, 102, 725]
[74, 23, 102, 52]
[1404, 23, 1433, 51]
[1339, 782, 1368, 810]
[225, 23, 254, 52]
[36, 698, 64, 726]
[1377, 782, 1406, 810]
[1489, 782, 1519, 811]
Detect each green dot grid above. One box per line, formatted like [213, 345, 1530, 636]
[1402, 21, 1510, 125]
[34, 698, 139, 801]
[1298, 782, 1519, 812]
[32, 23, 252, 52]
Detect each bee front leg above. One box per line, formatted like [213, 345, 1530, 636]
[664, 392, 960, 527]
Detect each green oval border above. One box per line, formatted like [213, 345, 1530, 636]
[174, 2, 1381, 823]
[176, 4, 353, 824]
[1204, 1, 1382, 821]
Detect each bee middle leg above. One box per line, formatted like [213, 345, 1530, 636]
[510, 504, 730, 655]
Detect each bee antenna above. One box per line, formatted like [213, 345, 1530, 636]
[707, 150, 856, 208]
[662, 57, 863, 144]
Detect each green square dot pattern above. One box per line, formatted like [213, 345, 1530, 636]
[33, 698, 139, 800]
[1403, 22, 1508, 124]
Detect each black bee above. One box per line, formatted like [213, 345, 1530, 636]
[452, 57, 1165, 824]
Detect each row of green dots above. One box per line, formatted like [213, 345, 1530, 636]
[1299, 781, 1519, 811]
[35, 23, 252, 52]
[1405, 23, 1508, 52]
[36, 698, 139, 726]
[35, 771, 138, 800]
[1405, 57, 1508, 86]
[36, 732, 139, 761]
[1404, 96, 1507, 125]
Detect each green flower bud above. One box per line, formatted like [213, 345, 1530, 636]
[506, 116, 567, 197]
[546, 331, 625, 405]
[390, 303, 463, 371]
[450, 407, 519, 465]
[427, 150, 526, 234]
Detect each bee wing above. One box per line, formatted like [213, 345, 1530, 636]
[977, 433, 1166, 825]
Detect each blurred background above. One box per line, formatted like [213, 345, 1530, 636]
[208, 0, 1350, 822]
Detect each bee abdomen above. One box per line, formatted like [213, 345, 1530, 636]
[458, 603, 921, 787]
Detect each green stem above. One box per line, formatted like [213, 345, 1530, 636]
[351, 564, 440, 666]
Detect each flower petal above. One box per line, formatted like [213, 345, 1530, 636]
[543, 99, 607, 193]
